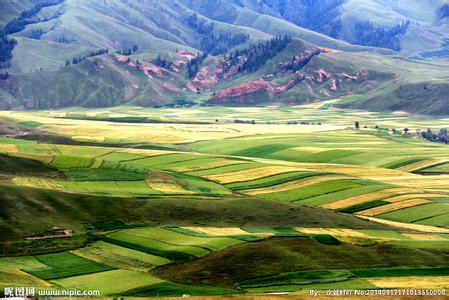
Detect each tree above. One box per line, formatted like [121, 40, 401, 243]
[403, 128, 409, 135]
[355, 121, 360, 130]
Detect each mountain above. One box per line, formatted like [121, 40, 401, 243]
[239, 0, 449, 59]
[1, 0, 449, 115]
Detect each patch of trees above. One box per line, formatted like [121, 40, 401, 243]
[259, 0, 344, 38]
[234, 119, 256, 124]
[421, 128, 448, 144]
[58, 35, 72, 44]
[0, 0, 64, 68]
[184, 13, 249, 55]
[0, 72, 9, 80]
[116, 45, 139, 56]
[153, 55, 172, 69]
[65, 49, 108, 66]
[284, 49, 321, 72]
[30, 29, 45, 40]
[0, 33, 17, 68]
[187, 52, 208, 79]
[228, 35, 292, 73]
[352, 20, 410, 51]
[437, 3, 449, 20]
[3, 0, 64, 35]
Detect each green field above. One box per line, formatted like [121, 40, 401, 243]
[1, 105, 449, 295]
[25, 253, 114, 280]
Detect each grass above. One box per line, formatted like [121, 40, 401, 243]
[2, 106, 449, 294]
[166, 227, 264, 242]
[50, 156, 94, 169]
[245, 278, 376, 293]
[123, 282, 238, 297]
[74, 241, 170, 271]
[0, 269, 51, 288]
[258, 179, 361, 202]
[156, 236, 449, 288]
[237, 269, 354, 288]
[310, 234, 341, 245]
[51, 269, 164, 296]
[25, 252, 114, 280]
[381, 158, 429, 169]
[338, 200, 390, 213]
[103, 232, 208, 260]
[378, 203, 449, 223]
[18, 121, 44, 128]
[123, 227, 244, 252]
[64, 168, 147, 181]
[351, 267, 449, 278]
[226, 171, 326, 191]
[298, 184, 392, 207]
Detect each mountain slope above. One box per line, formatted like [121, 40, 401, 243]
[236, 0, 449, 59]
[1, 0, 449, 115]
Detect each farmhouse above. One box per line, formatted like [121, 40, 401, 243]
[24, 227, 73, 240]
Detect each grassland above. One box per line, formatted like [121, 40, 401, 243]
[1, 105, 449, 295]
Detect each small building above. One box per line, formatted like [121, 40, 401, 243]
[24, 227, 73, 240]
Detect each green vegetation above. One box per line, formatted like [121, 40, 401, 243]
[124, 282, 238, 297]
[64, 168, 146, 181]
[378, 203, 449, 224]
[237, 270, 354, 288]
[338, 200, 390, 214]
[156, 236, 449, 287]
[25, 252, 113, 280]
[50, 156, 94, 169]
[1, 105, 449, 295]
[258, 179, 361, 202]
[226, 171, 325, 191]
[310, 234, 341, 245]
[51, 270, 163, 295]
[351, 267, 449, 278]
[103, 232, 208, 260]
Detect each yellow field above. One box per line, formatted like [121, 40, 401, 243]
[182, 227, 251, 236]
[0, 269, 51, 287]
[0, 144, 18, 153]
[294, 227, 370, 238]
[205, 166, 302, 184]
[367, 276, 449, 289]
[0, 111, 343, 144]
[6, 152, 54, 164]
[72, 136, 106, 143]
[359, 216, 449, 233]
[320, 188, 401, 210]
[119, 149, 175, 157]
[401, 233, 447, 241]
[397, 158, 448, 172]
[379, 175, 449, 191]
[171, 160, 246, 173]
[243, 174, 348, 195]
[356, 199, 431, 217]
[146, 182, 194, 194]
[12, 177, 65, 191]
[384, 193, 441, 203]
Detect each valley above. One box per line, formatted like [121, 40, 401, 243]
[1, 104, 448, 296]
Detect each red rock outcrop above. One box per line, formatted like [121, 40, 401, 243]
[163, 82, 181, 93]
[210, 77, 302, 103]
[316, 69, 332, 83]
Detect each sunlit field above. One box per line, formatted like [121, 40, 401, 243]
[1, 103, 449, 296]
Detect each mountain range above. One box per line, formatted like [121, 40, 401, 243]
[1, 0, 449, 115]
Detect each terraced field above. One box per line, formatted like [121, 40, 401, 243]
[1, 105, 449, 296]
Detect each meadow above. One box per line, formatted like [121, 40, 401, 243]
[0, 103, 449, 296]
